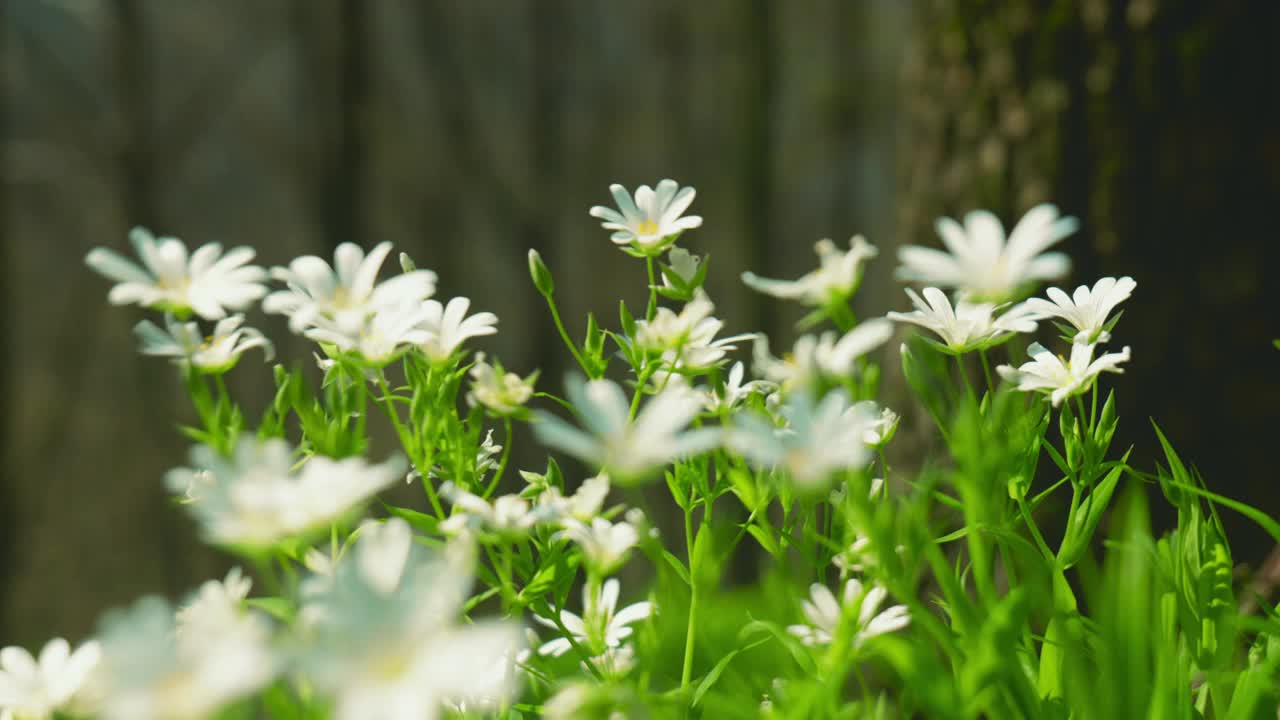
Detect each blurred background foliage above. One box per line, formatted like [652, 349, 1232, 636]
[0, 0, 1276, 650]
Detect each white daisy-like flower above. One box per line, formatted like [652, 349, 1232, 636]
[556, 517, 641, 576]
[134, 314, 273, 374]
[416, 297, 499, 363]
[997, 341, 1131, 407]
[174, 567, 254, 645]
[534, 474, 612, 524]
[1022, 276, 1136, 344]
[298, 539, 524, 720]
[752, 319, 893, 391]
[304, 301, 431, 366]
[85, 228, 268, 319]
[635, 291, 753, 376]
[90, 594, 276, 720]
[897, 204, 1078, 302]
[702, 361, 776, 413]
[439, 483, 538, 538]
[886, 287, 1037, 354]
[787, 579, 910, 649]
[729, 389, 879, 491]
[589, 179, 702, 255]
[263, 242, 437, 334]
[0, 637, 101, 720]
[535, 579, 653, 660]
[742, 235, 878, 306]
[534, 376, 720, 481]
[467, 353, 537, 416]
[165, 436, 405, 549]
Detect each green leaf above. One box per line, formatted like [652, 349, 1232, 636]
[746, 524, 779, 556]
[660, 549, 691, 586]
[691, 637, 770, 708]
[383, 504, 440, 535]
[246, 596, 295, 622]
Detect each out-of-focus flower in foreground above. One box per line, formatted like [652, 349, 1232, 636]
[0, 636, 101, 720]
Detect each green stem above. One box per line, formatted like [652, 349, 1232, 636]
[543, 294, 594, 377]
[628, 363, 655, 421]
[645, 256, 659, 321]
[680, 497, 699, 692]
[483, 417, 514, 498]
[377, 371, 444, 518]
[979, 349, 995, 393]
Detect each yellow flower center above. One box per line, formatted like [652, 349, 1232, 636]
[636, 220, 660, 236]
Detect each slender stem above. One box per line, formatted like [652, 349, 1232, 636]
[376, 371, 444, 517]
[1016, 495, 1055, 562]
[543, 294, 593, 376]
[979, 349, 995, 393]
[680, 496, 699, 692]
[953, 354, 976, 403]
[484, 416, 514, 498]
[628, 362, 655, 421]
[645, 256, 659, 321]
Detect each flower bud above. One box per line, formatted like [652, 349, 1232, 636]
[527, 249, 555, 297]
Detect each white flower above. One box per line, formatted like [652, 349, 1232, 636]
[535, 579, 653, 660]
[997, 341, 1131, 407]
[702, 361, 775, 413]
[297, 540, 524, 720]
[534, 474, 611, 524]
[589, 179, 702, 255]
[862, 404, 899, 447]
[85, 228, 268, 319]
[91, 595, 276, 720]
[416, 297, 498, 362]
[742, 235, 877, 306]
[635, 291, 752, 376]
[355, 518, 415, 595]
[303, 301, 431, 366]
[787, 579, 910, 649]
[174, 567, 254, 645]
[467, 353, 537, 416]
[439, 483, 538, 538]
[134, 314, 273, 373]
[897, 204, 1078, 301]
[165, 436, 405, 549]
[752, 319, 893, 391]
[1022, 276, 1136, 344]
[0, 638, 101, 720]
[730, 390, 879, 491]
[886, 287, 1037, 353]
[556, 518, 640, 575]
[534, 376, 719, 481]
[263, 242, 437, 334]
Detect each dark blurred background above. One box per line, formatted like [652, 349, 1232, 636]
[1, 0, 1277, 648]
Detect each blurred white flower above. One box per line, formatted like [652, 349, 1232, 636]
[702, 361, 775, 413]
[416, 297, 498, 362]
[91, 594, 276, 720]
[534, 474, 611, 524]
[752, 319, 893, 391]
[997, 341, 1131, 407]
[0, 637, 101, 720]
[263, 242, 437, 334]
[897, 204, 1077, 301]
[556, 517, 640, 576]
[298, 539, 524, 720]
[787, 579, 910, 649]
[730, 390, 879, 491]
[85, 228, 268, 319]
[134, 314, 273, 374]
[174, 567, 254, 646]
[661, 247, 702, 291]
[1023, 276, 1136, 344]
[742, 235, 877, 306]
[534, 376, 719, 481]
[535, 579, 653, 660]
[165, 436, 404, 549]
[439, 483, 538, 538]
[355, 518, 414, 595]
[886, 287, 1037, 353]
[861, 404, 899, 447]
[589, 179, 702, 255]
[467, 353, 537, 416]
[304, 301, 431, 366]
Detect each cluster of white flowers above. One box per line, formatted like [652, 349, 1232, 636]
[535, 579, 652, 679]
